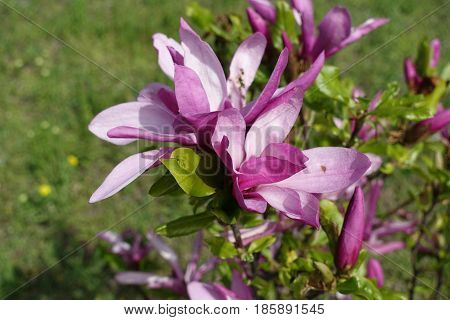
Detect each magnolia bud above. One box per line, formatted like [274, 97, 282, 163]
[246, 8, 271, 43]
[248, 0, 276, 23]
[404, 108, 450, 144]
[335, 186, 365, 271]
[366, 258, 384, 287]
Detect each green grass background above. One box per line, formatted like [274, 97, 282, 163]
[0, 0, 448, 298]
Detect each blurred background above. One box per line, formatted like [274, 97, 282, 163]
[0, 0, 448, 299]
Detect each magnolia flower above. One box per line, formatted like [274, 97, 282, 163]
[113, 232, 244, 298]
[99, 230, 151, 266]
[212, 94, 371, 227]
[88, 18, 324, 203]
[404, 38, 441, 93]
[188, 271, 253, 300]
[247, 0, 388, 60]
[335, 187, 365, 271]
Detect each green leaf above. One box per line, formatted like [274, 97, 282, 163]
[149, 173, 183, 197]
[441, 63, 450, 81]
[337, 276, 382, 299]
[248, 235, 276, 254]
[155, 212, 215, 238]
[271, 1, 299, 50]
[380, 288, 407, 300]
[371, 82, 433, 121]
[293, 257, 315, 272]
[319, 200, 344, 252]
[205, 237, 238, 259]
[161, 148, 215, 197]
[313, 66, 353, 101]
[415, 39, 431, 76]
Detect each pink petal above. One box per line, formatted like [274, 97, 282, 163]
[273, 147, 371, 194]
[231, 270, 253, 300]
[228, 221, 278, 246]
[311, 6, 352, 58]
[228, 33, 267, 108]
[329, 18, 389, 57]
[430, 38, 440, 68]
[107, 126, 196, 145]
[255, 186, 320, 227]
[367, 258, 384, 288]
[261, 143, 309, 166]
[212, 109, 246, 170]
[248, 0, 276, 23]
[147, 232, 184, 279]
[369, 241, 405, 255]
[89, 147, 172, 203]
[244, 88, 303, 158]
[238, 156, 304, 190]
[152, 33, 184, 79]
[180, 18, 227, 111]
[138, 83, 179, 114]
[89, 101, 178, 145]
[279, 51, 325, 94]
[241, 48, 289, 123]
[246, 8, 271, 43]
[174, 65, 211, 116]
[233, 177, 267, 213]
[187, 282, 235, 300]
[291, 0, 315, 57]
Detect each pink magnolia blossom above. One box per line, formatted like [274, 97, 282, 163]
[404, 38, 441, 93]
[188, 271, 253, 300]
[247, 0, 388, 61]
[88, 19, 324, 203]
[212, 93, 371, 228]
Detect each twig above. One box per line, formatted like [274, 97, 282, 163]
[408, 186, 439, 299]
[231, 224, 253, 278]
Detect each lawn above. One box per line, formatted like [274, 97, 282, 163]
[0, 0, 447, 299]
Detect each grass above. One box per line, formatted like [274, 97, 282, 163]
[0, 0, 447, 298]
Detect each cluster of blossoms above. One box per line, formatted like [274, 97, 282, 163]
[89, 0, 448, 300]
[89, 17, 372, 225]
[247, 0, 388, 61]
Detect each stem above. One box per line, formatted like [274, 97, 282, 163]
[408, 186, 439, 299]
[345, 116, 365, 148]
[231, 224, 244, 249]
[231, 224, 253, 278]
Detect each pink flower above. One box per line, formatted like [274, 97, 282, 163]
[88, 19, 324, 203]
[188, 271, 253, 300]
[247, 0, 389, 61]
[212, 93, 371, 227]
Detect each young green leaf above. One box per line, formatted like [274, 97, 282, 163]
[161, 148, 215, 197]
[155, 212, 216, 238]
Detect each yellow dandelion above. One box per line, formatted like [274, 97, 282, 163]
[67, 155, 79, 167]
[38, 184, 52, 197]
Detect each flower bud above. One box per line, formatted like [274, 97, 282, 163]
[246, 8, 271, 43]
[281, 32, 293, 52]
[335, 186, 365, 271]
[366, 258, 384, 287]
[403, 58, 420, 91]
[248, 0, 276, 23]
[404, 108, 450, 144]
[430, 38, 440, 69]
